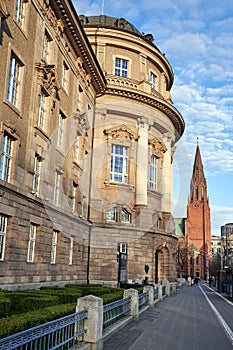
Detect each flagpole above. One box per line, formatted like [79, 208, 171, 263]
[102, 0, 104, 15]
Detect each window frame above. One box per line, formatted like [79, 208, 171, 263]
[149, 154, 157, 191]
[27, 223, 37, 263]
[110, 144, 128, 184]
[37, 89, 47, 131]
[57, 111, 65, 149]
[115, 57, 128, 78]
[15, 0, 26, 28]
[7, 53, 22, 107]
[150, 71, 157, 90]
[53, 170, 61, 206]
[51, 230, 58, 264]
[69, 237, 73, 265]
[32, 154, 41, 195]
[0, 215, 8, 261]
[62, 61, 69, 91]
[0, 133, 14, 182]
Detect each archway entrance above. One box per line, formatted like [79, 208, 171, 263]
[155, 246, 169, 283]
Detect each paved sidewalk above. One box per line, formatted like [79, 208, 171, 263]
[103, 284, 233, 350]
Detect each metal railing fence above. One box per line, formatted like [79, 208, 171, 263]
[103, 297, 131, 329]
[138, 291, 149, 309]
[0, 309, 87, 350]
[162, 285, 166, 296]
[153, 287, 158, 301]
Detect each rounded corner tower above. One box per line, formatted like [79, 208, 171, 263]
[79, 14, 185, 284]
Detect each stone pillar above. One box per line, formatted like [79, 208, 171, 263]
[156, 283, 163, 300]
[161, 134, 173, 213]
[143, 285, 154, 306]
[76, 295, 103, 349]
[163, 280, 170, 296]
[123, 288, 139, 319]
[136, 117, 149, 206]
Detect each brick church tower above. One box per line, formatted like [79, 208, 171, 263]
[185, 143, 211, 280]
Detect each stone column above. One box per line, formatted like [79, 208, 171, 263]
[143, 285, 154, 306]
[156, 283, 163, 300]
[76, 295, 103, 349]
[161, 134, 173, 213]
[123, 288, 139, 319]
[136, 117, 149, 206]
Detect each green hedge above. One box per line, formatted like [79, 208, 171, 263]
[0, 303, 75, 339]
[0, 284, 126, 339]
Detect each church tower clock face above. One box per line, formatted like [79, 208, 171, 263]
[194, 204, 199, 208]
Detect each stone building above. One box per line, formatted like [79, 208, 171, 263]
[0, 1, 184, 289]
[79, 15, 184, 284]
[0, 0, 105, 288]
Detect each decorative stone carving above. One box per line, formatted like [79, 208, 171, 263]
[149, 138, 167, 158]
[35, 63, 60, 97]
[104, 124, 138, 140]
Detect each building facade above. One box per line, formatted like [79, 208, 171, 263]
[0, 0, 105, 288]
[79, 15, 184, 284]
[185, 144, 211, 280]
[0, 2, 184, 289]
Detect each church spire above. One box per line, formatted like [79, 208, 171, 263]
[190, 142, 207, 202]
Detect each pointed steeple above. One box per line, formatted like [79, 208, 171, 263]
[189, 142, 207, 203]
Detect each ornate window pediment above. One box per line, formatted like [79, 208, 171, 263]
[104, 124, 138, 141]
[149, 138, 167, 158]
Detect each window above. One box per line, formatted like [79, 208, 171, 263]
[71, 183, 78, 212]
[37, 90, 47, 130]
[7, 54, 22, 107]
[115, 58, 128, 78]
[106, 207, 131, 224]
[0, 215, 7, 261]
[195, 187, 198, 200]
[53, 170, 61, 206]
[62, 62, 69, 90]
[69, 237, 73, 265]
[110, 145, 128, 183]
[32, 154, 41, 195]
[106, 207, 117, 222]
[121, 208, 130, 223]
[150, 155, 157, 191]
[27, 224, 37, 263]
[150, 72, 156, 89]
[119, 242, 127, 254]
[74, 135, 80, 164]
[42, 32, 51, 63]
[15, 0, 26, 28]
[0, 133, 13, 182]
[57, 112, 65, 149]
[51, 230, 57, 264]
[77, 85, 84, 112]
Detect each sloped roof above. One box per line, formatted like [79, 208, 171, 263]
[175, 218, 185, 238]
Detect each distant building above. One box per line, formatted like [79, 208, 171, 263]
[176, 143, 211, 279]
[0, 1, 184, 289]
[220, 223, 233, 270]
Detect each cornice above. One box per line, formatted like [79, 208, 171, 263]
[104, 87, 185, 139]
[41, 0, 106, 94]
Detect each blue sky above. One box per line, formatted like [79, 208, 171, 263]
[73, 0, 233, 235]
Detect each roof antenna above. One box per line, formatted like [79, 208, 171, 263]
[197, 137, 199, 145]
[102, 0, 104, 16]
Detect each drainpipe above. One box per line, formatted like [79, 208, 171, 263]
[86, 98, 96, 284]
